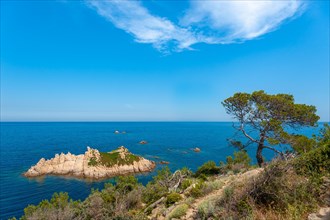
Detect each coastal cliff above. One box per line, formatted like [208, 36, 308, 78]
[24, 146, 156, 179]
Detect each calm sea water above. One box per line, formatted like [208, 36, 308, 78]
[0, 122, 321, 219]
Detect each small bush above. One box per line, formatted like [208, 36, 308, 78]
[142, 167, 171, 204]
[88, 157, 98, 166]
[223, 186, 234, 201]
[197, 199, 216, 219]
[206, 179, 224, 191]
[166, 192, 182, 207]
[180, 178, 192, 190]
[233, 150, 251, 167]
[197, 173, 208, 181]
[166, 204, 188, 220]
[190, 180, 206, 198]
[115, 175, 139, 193]
[195, 161, 220, 177]
[294, 144, 330, 176]
[220, 150, 252, 174]
[237, 198, 253, 216]
[142, 182, 167, 204]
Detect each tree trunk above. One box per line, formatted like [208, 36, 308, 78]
[256, 135, 265, 167]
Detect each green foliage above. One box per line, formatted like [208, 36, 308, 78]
[197, 173, 208, 181]
[294, 144, 330, 176]
[250, 161, 320, 216]
[190, 180, 206, 198]
[237, 198, 252, 216]
[220, 150, 252, 174]
[290, 135, 316, 154]
[197, 199, 216, 219]
[222, 90, 320, 165]
[226, 156, 233, 165]
[142, 181, 167, 204]
[88, 148, 141, 167]
[142, 167, 172, 204]
[99, 152, 140, 167]
[195, 161, 220, 177]
[180, 178, 192, 190]
[20, 192, 80, 220]
[88, 157, 98, 166]
[316, 123, 330, 146]
[166, 204, 188, 220]
[165, 192, 182, 207]
[233, 151, 251, 167]
[100, 183, 116, 204]
[50, 192, 70, 208]
[223, 186, 234, 201]
[214, 146, 327, 220]
[180, 167, 193, 177]
[115, 175, 139, 193]
[153, 166, 172, 181]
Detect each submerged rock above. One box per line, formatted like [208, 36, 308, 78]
[24, 146, 156, 179]
[193, 147, 201, 152]
[159, 161, 170, 165]
[139, 140, 148, 145]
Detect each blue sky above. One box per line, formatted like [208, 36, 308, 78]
[1, 0, 329, 122]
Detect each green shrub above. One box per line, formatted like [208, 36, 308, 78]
[180, 178, 192, 190]
[197, 199, 216, 219]
[166, 192, 182, 207]
[166, 204, 188, 220]
[99, 151, 140, 167]
[249, 160, 319, 217]
[190, 180, 206, 198]
[88, 157, 98, 166]
[115, 175, 139, 193]
[226, 156, 233, 168]
[197, 173, 208, 181]
[223, 186, 234, 201]
[142, 182, 167, 204]
[233, 151, 251, 167]
[195, 161, 220, 177]
[180, 167, 193, 177]
[153, 166, 172, 188]
[237, 198, 252, 216]
[100, 183, 116, 203]
[294, 144, 330, 176]
[206, 179, 224, 191]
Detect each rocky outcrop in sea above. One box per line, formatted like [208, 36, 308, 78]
[24, 146, 156, 179]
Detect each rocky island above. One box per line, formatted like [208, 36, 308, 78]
[24, 146, 156, 179]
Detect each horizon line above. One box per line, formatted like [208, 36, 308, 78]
[1, 121, 329, 123]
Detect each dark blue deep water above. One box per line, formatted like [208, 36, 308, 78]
[0, 122, 322, 219]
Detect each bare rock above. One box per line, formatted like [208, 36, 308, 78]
[193, 147, 201, 152]
[308, 207, 330, 220]
[24, 146, 156, 179]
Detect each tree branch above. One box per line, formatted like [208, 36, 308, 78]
[263, 145, 284, 157]
[239, 123, 259, 143]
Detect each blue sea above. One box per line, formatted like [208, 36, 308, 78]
[0, 122, 322, 219]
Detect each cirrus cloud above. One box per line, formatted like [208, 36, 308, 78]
[87, 0, 305, 53]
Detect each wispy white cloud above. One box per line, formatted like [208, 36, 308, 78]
[86, 0, 305, 52]
[181, 1, 305, 44]
[87, 0, 197, 52]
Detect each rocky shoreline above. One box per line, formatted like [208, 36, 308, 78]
[24, 146, 156, 179]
